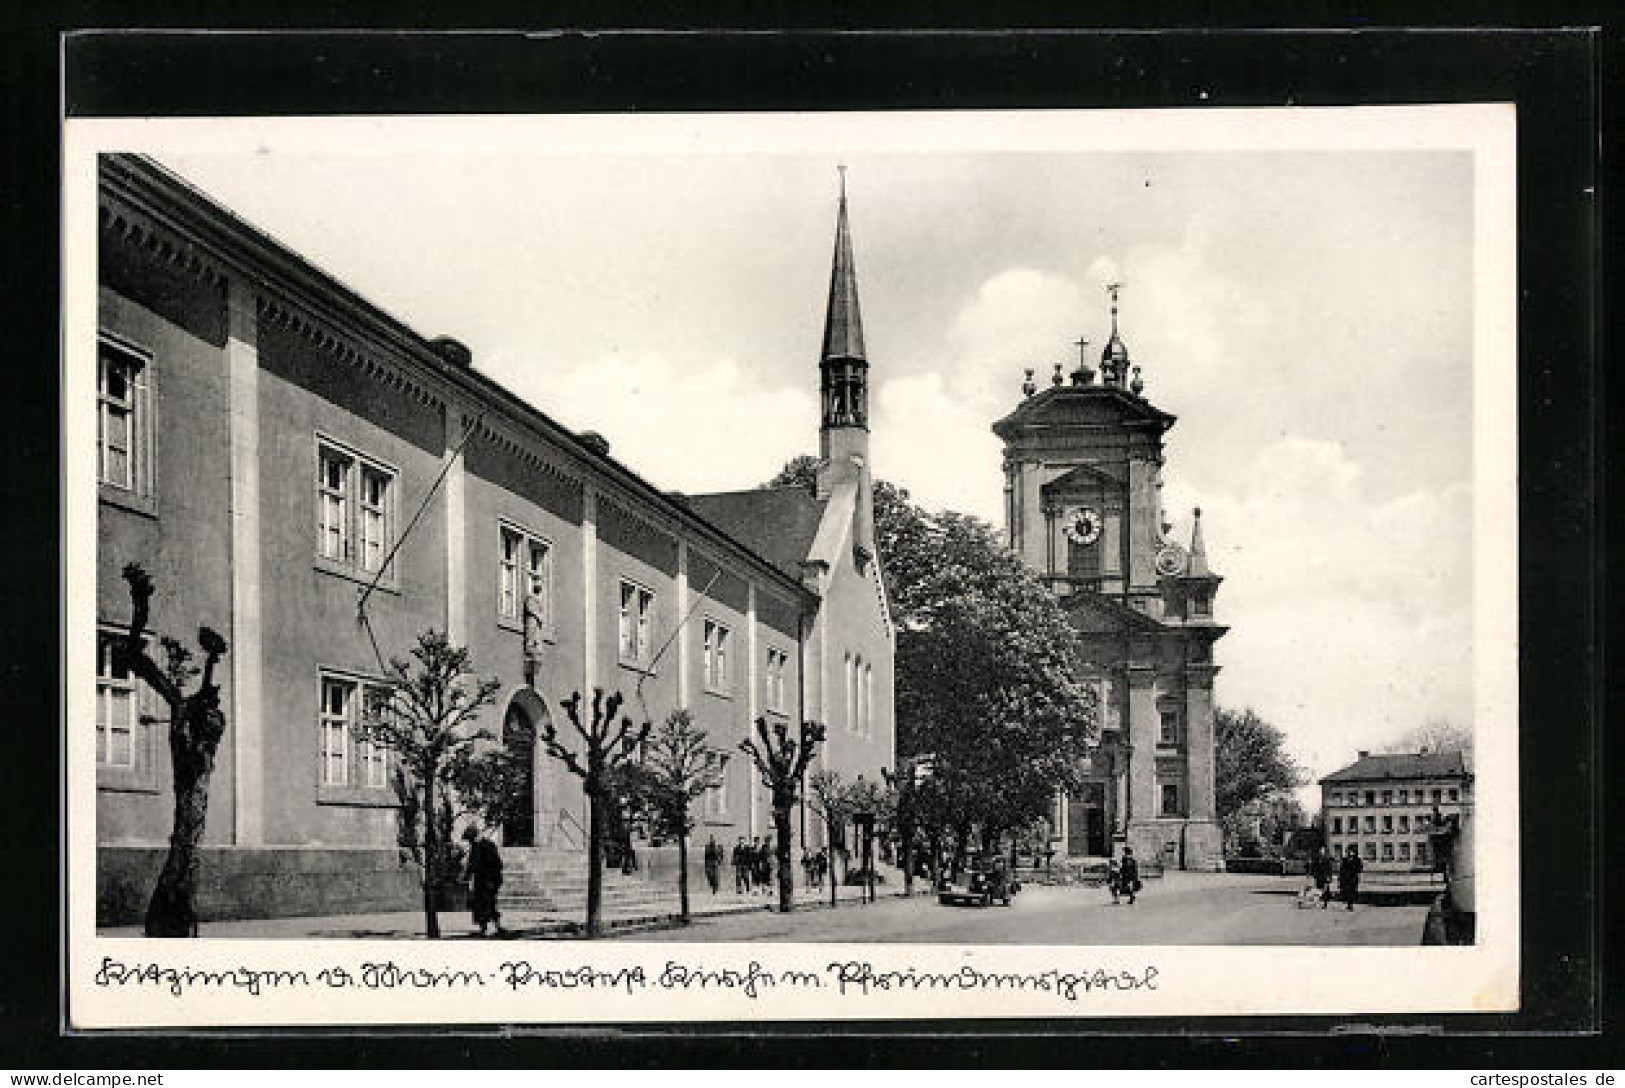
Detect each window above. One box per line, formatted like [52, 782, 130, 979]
[1364, 815, 1375, 833]
[316, 440, 395, 576]
[1397, 789, 1408, 804]
[98, 337, 151, 495]
[1381, 842, 1393, 861]
[319, 674, 392, 791]
[1158, 708, 1179, 746]
[1363, 842, 1376, 861]
[765, 647, 789, 713]
[703, 618, 730, 692]
[704, 764, 728, 818]
[1160, 783, 1181, 817]
[1382, 815, 1393, 833]
[1331, 817, 1342, 834]
[864, 664, 874, 738]
[845, 653, 856, 734]
[96, 629, 142, 770]
[1398, 814, 1410, 833]
[1364, 790, 1375, 806]
[1416, 841, 1430, 865]
[498, 524, 552, 628]
[1447, 788, 1459, 802]
[1381, 789, 1392, 805]
[1399, 842, 1412, 862]
[618, 581, 654, 665]
[1329, 791, 1341, 806]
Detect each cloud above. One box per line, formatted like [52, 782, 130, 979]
[872, 373, 1004, 519]
[491, 349, 820, 495]
[1161, 436, 1474, 781]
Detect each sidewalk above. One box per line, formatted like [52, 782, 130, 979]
[97, 878, 921, 940]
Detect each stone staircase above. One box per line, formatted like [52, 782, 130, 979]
[497, 847, 682, 917]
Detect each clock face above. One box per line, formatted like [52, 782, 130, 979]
[1064, 507, 1103, 546]
[1155, 543, 1188, 577]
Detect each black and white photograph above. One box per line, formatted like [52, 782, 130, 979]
[65, 105, 1519, 1026]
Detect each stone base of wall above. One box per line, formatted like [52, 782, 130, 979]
[98, 846, 431, 927]
[1127, 819, 1224, 872]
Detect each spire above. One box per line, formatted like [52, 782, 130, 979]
[1101, 282, 1131, 386]
[820, 165, 867, 365]
[1188, 506, 1209, 576]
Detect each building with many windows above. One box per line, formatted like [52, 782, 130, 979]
[92, 154, 894, 923]
[1319, 750, 1472, 872]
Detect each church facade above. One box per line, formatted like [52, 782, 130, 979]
[992, 289, 1225, 872]
[91, 154, 894, 923]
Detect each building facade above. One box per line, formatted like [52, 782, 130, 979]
[991, 290, 1225, 871]
[1320, 750, 1472, 873]
[93, 154, 895, 923]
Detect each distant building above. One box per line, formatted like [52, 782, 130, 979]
[992, 287, 1226, 872]
[93, 154, 893, 923]
[1319, 750, 1472, 872]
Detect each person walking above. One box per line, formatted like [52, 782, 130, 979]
[703, 836, 722, 895]
[755, 838, 773, 893]
[732, 837, 748, 894]
[1338, 845, 1364, 911]
[1106, 858, 1122, 905]
[1119, 847, 1141, 906]
[1310, 847, 1334, 909]
[461, 825, 504, 938]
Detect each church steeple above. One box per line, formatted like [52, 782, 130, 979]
[1100, 282, 1131, 387]
[820, 166, 868, 440]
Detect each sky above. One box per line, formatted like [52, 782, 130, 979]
[151, 132, 1478, 790]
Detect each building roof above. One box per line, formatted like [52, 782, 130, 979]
[684, 486, 829, 581]
[1319, 750, 1468, 784]
[820, 180, 866, 363]
[98, 153, 813, 603]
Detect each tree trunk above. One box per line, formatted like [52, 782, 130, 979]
[864, 823, 876, 903]
[677, 830, 690, 922]
[773, 798, 794, 913]
[585, 786, 605, 937]
[826, 815, 839, 909]
[422, 769, 441, 939]
[144, 696, 219, 937]
[926, 827, 942, 889]
[900, 815, 915, 897]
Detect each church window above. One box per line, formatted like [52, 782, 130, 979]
[864, 664, 874, 738]
[1158, 708, 1180, 746]
[765, 647, 788, 713]
[1067, 536, 1101, 580]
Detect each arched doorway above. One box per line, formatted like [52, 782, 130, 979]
[499, 688, 550, 848]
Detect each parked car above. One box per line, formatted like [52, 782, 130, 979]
[937, 859, 1019, 907]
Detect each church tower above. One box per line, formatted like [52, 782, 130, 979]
[815, 168, 876, 560]
[991, 285, 1226, 871]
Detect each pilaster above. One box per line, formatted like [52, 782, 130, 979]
[442, 407, 467, 646]
[676, 540, 690, 709]
[1184, 664, 1220, 823]
[226, 279, 263, 846]
[1126, 667, 1159, 823]
[581, 484, 598, 695]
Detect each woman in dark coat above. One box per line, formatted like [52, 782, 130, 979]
[462, 826, 504, 937]
[1338, 846, 1364, 911]
[1119, 847, 1141, 905]
[1310, 847, 1334, 908]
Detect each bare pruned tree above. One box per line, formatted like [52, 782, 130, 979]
[636, 710, 728, 922]
[739, 717, 824, 913]
[537, 689, 651, 937]
[117, 563, 229, 938]
[806, 768, 854, 909]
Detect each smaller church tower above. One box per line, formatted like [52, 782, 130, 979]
[815, 168, 876, 560]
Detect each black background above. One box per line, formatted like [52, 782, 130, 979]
[0, 5, 1612, 1069]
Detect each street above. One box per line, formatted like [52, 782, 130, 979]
[621, 872, 1428, 945]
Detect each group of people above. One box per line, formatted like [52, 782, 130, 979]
[1307, 844, 1365, 910]
[699, 836, 836, 897]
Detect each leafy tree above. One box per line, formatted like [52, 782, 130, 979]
[116, 563, 230, 937]
[1214, 705, 1305, 854]
[764, 459, 1099, 859]
[634, 710, 728, 922]
[536, 689, 651, 937]
[806, 769, 855, 908]
[359, 630, 502, 939]
[739, 716, 824, 913]
[845, 774, 887, 903]
[1389, 717, 1473, 756]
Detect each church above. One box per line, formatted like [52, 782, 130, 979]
[91, 154, 894, 924]
[992, 288, 1226, 872]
